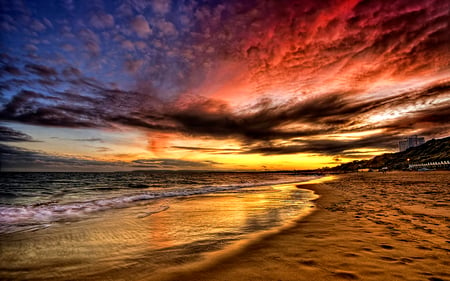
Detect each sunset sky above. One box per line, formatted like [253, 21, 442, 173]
[0, 0, 449, 171]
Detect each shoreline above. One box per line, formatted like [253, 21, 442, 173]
[0, 174, 320, 281]
[151, 178, 332, 281]
[1, 172, 448, 281]
[161, 171, 450, 281]
[78, 178, 325, 281]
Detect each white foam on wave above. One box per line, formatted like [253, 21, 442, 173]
[0, 177, 317, 233]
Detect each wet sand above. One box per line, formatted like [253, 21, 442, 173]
[165, 171, 450, 281]
[0, 178, 318, 281]
[3, 172, 448, 281]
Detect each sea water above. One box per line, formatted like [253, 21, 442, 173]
[0, 171, 319, 280]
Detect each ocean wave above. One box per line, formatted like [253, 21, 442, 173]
[0, 177, 316, 233]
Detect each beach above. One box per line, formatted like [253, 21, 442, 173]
[1, 171, 449, 281]
[163, 171, 450, 281]
[0, 172, 317, 281]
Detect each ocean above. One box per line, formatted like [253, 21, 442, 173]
[0, 171, 319, 280]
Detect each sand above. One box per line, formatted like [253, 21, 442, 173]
[162, 171, 450, 281]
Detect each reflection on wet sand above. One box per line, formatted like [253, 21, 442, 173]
[0, 181, 318, 281]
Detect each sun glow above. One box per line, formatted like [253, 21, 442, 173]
[1, 0, 448, 171]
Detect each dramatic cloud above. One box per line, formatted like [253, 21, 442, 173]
[165, 80, 450, 142]
[0, 88, 105, 128]
[243, 134, 403, 157]
[0, 143, 218, 171]
[0, 126, 35, 142]
[0, 76, 448, 156]
[0, 0, 449, 170]
[0, 144, 126, 171]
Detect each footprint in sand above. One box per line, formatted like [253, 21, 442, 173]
[380, 256, 397, 261]
[397, 258, 414, 265]
[343, 253, 360, 257]
[333, 271, 359, 280]
[297, 259, 317, 266]
[416, 245, 432, 250]
[428, 278, 444, 281]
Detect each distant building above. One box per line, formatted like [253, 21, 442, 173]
[398, 140, 408, 152]
[399, 135, 425, 152]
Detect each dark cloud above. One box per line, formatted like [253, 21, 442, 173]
[0, 126, 35, 142]
[166, 80, 450, 142]
[0, 143, 125, 171]
[381, 102, 450, 137]
[172, 146, 242, 154]
[244, 133, 402, 156]
[0, 107, 101, 128]
[1, 65, 21, 76]
[0, 89, 104, 128]
[131, 158, 219, 169]
[1, 76, 448, 157]
[25, 64, 58, 77]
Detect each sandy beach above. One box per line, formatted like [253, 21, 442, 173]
[1, 171, 448, 281]
[161, 171, 450, 281]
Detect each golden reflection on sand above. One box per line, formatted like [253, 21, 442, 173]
[0, 180, 318, 281]
[296, 175, 336, 186]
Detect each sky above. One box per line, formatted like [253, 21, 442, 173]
[0, 0, 449, 171]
